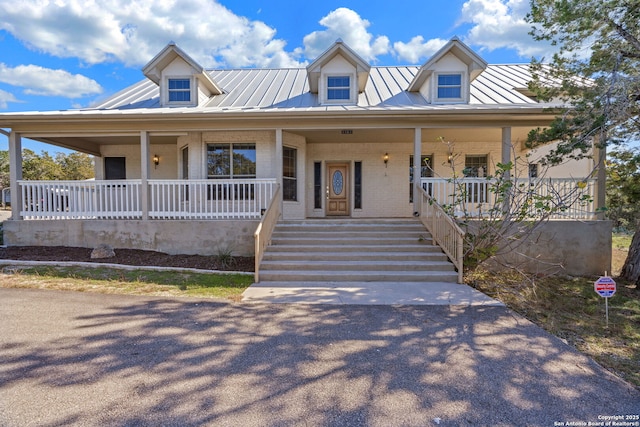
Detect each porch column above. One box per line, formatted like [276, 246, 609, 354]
[501, 127, 512, 215]
[595, 137, 606, 220]
[275, 128, 283, 211]
[501, 127, 512, 177]
[140, 131, 150, 220]
[8, 131, 23, 220]
[413, 127, 422, 214]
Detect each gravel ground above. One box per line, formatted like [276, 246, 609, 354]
[1, 288, 638, 427]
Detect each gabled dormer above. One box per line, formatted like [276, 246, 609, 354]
[408, 37, 487, 104]
[142, 42, 222, 107]
[306, 39, 371, 105]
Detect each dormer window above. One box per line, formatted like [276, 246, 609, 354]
[327, 76, 351, 100]
[306, 40, 371, 105]
[168, 78, 192, 103]
[437, 74, 462, 100]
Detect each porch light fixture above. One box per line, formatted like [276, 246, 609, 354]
[447, 154, 453, 164]
[153, 154, 160, 168]
[383, 153, 389, 167]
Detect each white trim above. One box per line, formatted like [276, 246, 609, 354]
[433, 72, 466, 104]
[163, 76, 196, 107]
[320, 72, 357, 105]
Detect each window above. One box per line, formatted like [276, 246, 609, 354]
[206, 143, 256, 200]
[354, 161, 362, 209]
[409, 155, 433, 202]
[168, 78, 191, 102]
[314, 162, 322, 209]
[529, 163, 539, 179]
[463, 155, 487, 178]
[283, 146, 297, 201]
[104, 157, 126, 180]
[437, 74, 462, 100]
[464, 155, 488, 203]
[207, 143, 256, 179]
[327, 76, 351, 100]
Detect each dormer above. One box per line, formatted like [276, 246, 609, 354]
[142, 42, 222, 107]
[306, 39, 371, 105]
[407, 37, 487, 104]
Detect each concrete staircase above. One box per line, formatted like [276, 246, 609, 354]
[256, 218, 458, 284]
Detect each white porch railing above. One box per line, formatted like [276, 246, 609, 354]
[20, 180, 142, 219]
[417, 186, 465, 283]
[18, 179, 277, 220]
[254, 185, 282, 283]
[149, 179, 277, 219]
[421, 177, 597, 220]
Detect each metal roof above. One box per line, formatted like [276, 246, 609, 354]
[89, 64, 544, 114]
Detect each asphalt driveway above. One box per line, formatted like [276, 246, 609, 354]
[0, 288, 638, 426]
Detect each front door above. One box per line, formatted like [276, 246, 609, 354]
[327, 163, 349, 216]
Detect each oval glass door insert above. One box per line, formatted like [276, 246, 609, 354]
[332, 170, 344, 195]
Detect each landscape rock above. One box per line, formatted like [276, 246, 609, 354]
[90, 244, 115, 259]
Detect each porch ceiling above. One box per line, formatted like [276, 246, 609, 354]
[26, 134, 183, 156]
[291, 127, 533, 144]
[27, 126, 536, 156]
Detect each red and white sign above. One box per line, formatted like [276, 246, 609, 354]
[594, 276, 616, 298]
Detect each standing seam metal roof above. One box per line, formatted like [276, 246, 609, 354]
[91, 64, 540, 112]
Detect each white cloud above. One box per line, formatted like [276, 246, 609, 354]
[459, 0, 553, 59]
[301, 8, 391, 62]
[0, 88, 20, 109]
[0, 64, 103, 98]
[0, 0, 302, 68]
[393, 36, 449, 64]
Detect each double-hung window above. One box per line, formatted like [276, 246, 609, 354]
[464, 155, 488, 203]
[168, 78, 191, 103]
[437, 74, 462, 100]
[327, 76, 351, 101]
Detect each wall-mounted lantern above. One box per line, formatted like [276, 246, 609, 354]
[153, 154, 160, 168]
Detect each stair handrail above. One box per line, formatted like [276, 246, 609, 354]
[417, 185, 465, 283]
[254, 185, 281, 283]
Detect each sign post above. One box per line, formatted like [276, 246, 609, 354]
[594, 274, 616, 328]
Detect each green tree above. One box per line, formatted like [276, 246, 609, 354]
[606, 147, 640, 230]
[0, 150, 8, 189]
[526, 0, 640, 284]
[56, 152, 94, 180]
[526, 0, 640, 161]
[22, 149, 63, 180]
[0, 149, 94, 186]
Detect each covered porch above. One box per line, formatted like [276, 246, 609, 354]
[3, 117, 607, 264]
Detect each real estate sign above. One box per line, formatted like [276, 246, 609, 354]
[594, 276, 616, 298]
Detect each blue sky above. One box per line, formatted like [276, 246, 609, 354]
[0, 0, 552, 153]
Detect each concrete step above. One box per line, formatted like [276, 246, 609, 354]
[257, 218, 459, 285]
[272, 230, 431, 239]
[266, 244, 444, 253]
[262, 251, 448, 262]
[259, 260, 455, 272]
[257, 269, 459, 283]
[271, 236, 433, 246]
